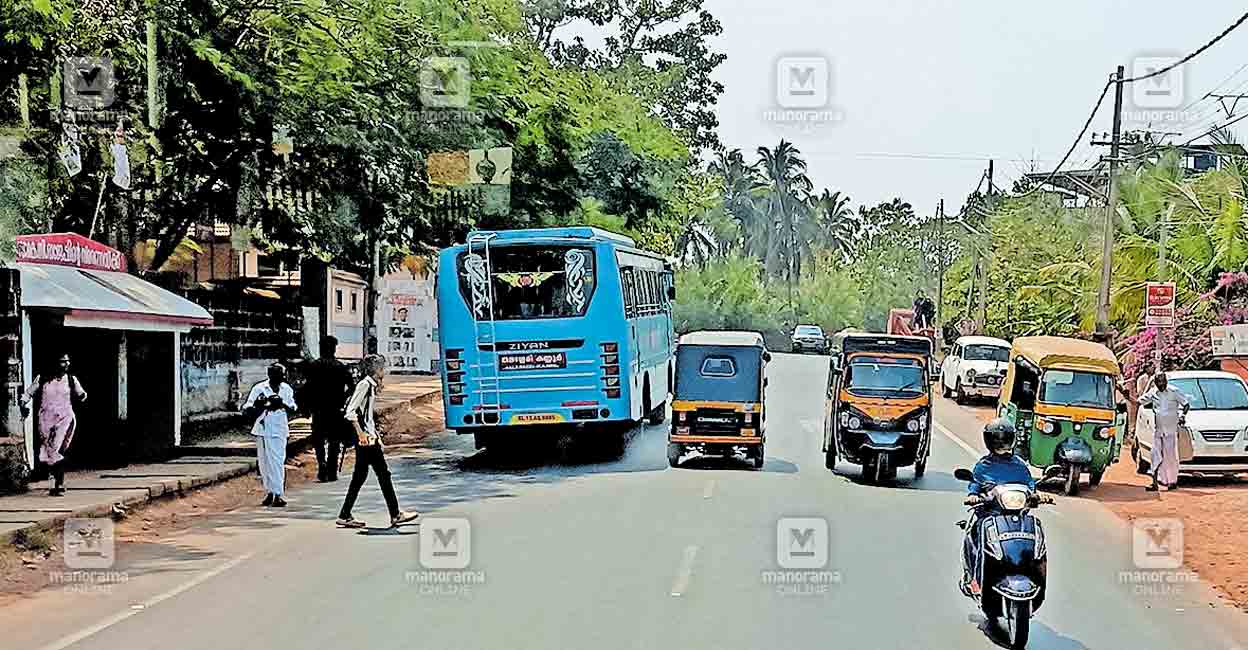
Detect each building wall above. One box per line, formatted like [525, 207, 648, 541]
[328, 270, 368, 360]
[378, 269, 439, 373]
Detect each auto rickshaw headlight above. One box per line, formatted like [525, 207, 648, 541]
[1038, 418, 1056, 435]
[1096, 426, 1115, 440]
[906, 418, 920, 432]
[847, 416, 862, 430]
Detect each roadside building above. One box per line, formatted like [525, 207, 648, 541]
[13, 233, 213, 473]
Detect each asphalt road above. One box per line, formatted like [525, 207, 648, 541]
[5, 353, 1248, 650]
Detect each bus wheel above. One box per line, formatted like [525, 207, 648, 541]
[647, 402, 667, 426]
[667, 443, 683, 468]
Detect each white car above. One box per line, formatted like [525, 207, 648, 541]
[1134, 370, 1248, 477]
[940, 336, 1010, 404]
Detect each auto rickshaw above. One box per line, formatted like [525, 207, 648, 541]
[823, 333, 934, 483]
[997, 336, 1127, 495]
[668, 331, 770, 469]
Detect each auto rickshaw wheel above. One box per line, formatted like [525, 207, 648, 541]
[824, 442, 837, 470]
[667, 443, 683, 468]
[750, 445, 765, 470]
[1064, 466, 1081, 496]
[914, 455, 927, 479]
[1089, 469, 1104, 487]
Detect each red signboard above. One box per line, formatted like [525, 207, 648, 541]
[1145, 282, 1176, 328]
[15, 233, 126, 273]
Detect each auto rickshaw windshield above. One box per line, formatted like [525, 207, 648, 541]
[1038, 370, 1114, 409]
[846, 359, 926, 397]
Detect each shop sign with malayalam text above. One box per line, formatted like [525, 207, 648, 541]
[1145, 282, 1175, 328]
[16, 233, 126, 273]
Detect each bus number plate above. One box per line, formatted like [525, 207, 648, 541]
[499, 352, 567, 371]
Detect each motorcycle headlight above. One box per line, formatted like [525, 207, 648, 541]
[982, 518, 1003, 560]
[996, 488, 1029, 511]
[906, 418, 920, 432]
[848, 416, 862, 430]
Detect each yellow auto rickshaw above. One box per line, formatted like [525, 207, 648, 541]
[823, 333, 934, 483]
[668, 331, 770, 469]
[998, 336, 1127, 495]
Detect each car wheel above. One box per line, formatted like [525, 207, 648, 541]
[954, 380, 968, 405]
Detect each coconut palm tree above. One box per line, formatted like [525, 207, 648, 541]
[709, 149, 767, 258]
[809, 189, 859, 266]
[757, 140, 814, 323]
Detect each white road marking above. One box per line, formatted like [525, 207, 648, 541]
[37, 552, 256, 650]
[669, 545, 699, 597]
[702, 480, 715, 499]
[934, 421, 981, 459]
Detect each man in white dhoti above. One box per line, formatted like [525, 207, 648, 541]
[1138, 373, 1189, 492]
[243, 364, 297, 507]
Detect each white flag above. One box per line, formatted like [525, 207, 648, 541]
[58, 138, 82, 177]
[110, 142, 131, 189]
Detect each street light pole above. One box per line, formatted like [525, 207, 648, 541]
[1096, 66, 1125, 335]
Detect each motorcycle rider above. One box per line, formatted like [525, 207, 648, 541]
[960, 418, 1036, 595]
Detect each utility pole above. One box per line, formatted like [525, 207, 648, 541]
[1155, 203, 1175, 370]
[978, 161, 993, 331]
[936, 199, 945, 341]
[1096, 66, 1125, 336]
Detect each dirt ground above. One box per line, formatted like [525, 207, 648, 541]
[0, 400, 445, 605]
[963, 403, 1248, 611]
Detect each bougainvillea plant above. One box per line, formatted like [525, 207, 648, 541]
[1119, 272, 1248, 380]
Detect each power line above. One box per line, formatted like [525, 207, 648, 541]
[1181, 111, 1248, 145]
[1010, 78, 1115, 197]
[1120, 10, 1248, 83]
[1179, 62, 1248, 112]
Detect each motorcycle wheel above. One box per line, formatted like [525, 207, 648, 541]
[1064, 466, 1081, 496]
[1004, 599, 1031, 649]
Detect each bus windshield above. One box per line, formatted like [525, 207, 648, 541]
[457, 245, 597, 320]
[846, 360, 925, 397]
[1038, 370, 1114, 409]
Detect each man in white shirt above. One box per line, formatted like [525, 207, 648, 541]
[336, 355, 419, 529]
[1138, 372, 1190, 492]
[243, 363, 297, 507]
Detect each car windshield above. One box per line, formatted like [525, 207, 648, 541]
[1168, 377, 1248, 410]
[963, 345, 1009, 362]
[1038, 370, 1114, 409]
[795, 326, 823, 336]
[846, 360, 925, 396]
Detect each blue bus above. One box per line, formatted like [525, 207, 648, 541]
[436, 227, 676, 450]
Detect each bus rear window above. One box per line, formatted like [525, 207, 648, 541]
[457, 246, 597, 320]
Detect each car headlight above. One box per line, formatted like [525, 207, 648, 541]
[966, 369, 977, 381]
[848, 416, 862, 430]
[995, 488, 1029, 511]
[906, 418, 920, 432]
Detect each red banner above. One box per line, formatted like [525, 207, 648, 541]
[15, 233, 127, 273]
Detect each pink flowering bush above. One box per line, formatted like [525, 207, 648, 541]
[1119, 275, 1248, 378]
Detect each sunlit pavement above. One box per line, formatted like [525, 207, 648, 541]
[4, 353, 1248, 650]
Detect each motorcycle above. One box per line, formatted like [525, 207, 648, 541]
[954, 467, 1053, 649]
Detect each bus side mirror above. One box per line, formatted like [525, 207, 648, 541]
[763, 351, 772, 363]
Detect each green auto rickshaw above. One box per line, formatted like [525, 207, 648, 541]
[997, 336, 1127, 495]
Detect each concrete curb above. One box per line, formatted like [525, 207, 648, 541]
[377, 388, 442, 418]
[1, 459, 259, 546]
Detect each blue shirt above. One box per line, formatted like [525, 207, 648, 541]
[969, 454, 1035, 494]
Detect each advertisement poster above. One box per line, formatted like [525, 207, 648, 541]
[379, 269, 438, 373]
[1144, 282, 1176, 328]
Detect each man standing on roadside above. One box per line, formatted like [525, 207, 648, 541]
[304, 336, 354, 482]
[1138, 372, 1190, 492]
[336, 354, 420, 529]
[243, 363, 297, 507]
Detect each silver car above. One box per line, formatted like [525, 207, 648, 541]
[1134, 370, 1248, 476]
[790, 325, 828, 354]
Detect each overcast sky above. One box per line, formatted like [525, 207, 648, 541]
[704, 0, 1248, 216]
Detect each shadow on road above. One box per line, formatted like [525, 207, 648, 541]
[971, 613, 1089, 650]
[676, 454, 799, 474]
